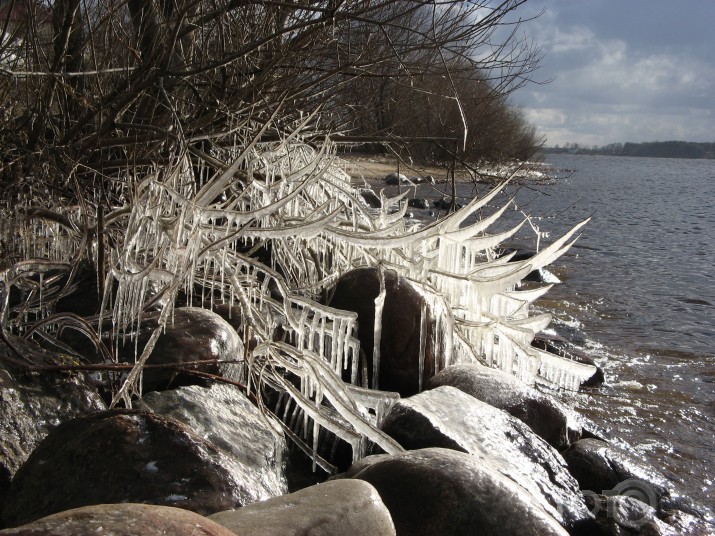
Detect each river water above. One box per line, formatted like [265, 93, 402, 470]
[494, 154, 715, 509]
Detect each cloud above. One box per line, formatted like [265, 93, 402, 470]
[514, 2, 715, 146]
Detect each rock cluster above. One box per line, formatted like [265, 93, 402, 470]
[1, 276, 712, 535]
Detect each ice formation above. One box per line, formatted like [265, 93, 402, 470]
[0, 137, 595, 469]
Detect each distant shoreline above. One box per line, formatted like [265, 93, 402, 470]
[541, 140, 714, 159]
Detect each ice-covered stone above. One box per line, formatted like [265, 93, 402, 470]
[379, 386, 591, 529]
[562, 438, 672, 503]
[116, 307, 242, 392]
[425, 363, 580, 449]
[0, 337, 106, 510]
[2, 410, 266, 526]
[337, 448, 568, 536]
[138, 383, 287, 499]
[327, 267, 435, 395]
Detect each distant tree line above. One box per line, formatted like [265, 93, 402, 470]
[544, 141, 714, 159]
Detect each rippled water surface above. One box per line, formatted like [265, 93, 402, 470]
[504, 155, 715, 508]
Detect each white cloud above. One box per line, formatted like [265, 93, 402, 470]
[550, 26, 596, 53]
[514, 5, 715, 146]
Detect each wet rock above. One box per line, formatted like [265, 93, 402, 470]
[533, 332, 605, 386]
[425, 363, 579, 449]
[337, 448, 568, 536]
[209, 480, 395, 536]
[379, 386, 591, 529]
[138, 383, 287, 499]
[359, 189, 382, 208]
[0, 503, 237, 535]
[116, 307, 242, 392]
[0, 337, 106, 511]
[384, 172, 410, 185]
[433, 197, 451, 209]
[562, 439, 672, 506]
[659, 509, 715, 536]
[583, 494, 680, 535]
[407, 198, 430, 209]
[326, 267, 435, 395]
[2, 409, 262, 526]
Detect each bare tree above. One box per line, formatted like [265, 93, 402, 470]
[0, 1, 542, 193]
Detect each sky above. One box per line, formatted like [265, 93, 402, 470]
[511, 0, 715, 148]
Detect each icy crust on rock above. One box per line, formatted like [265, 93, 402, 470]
[0, 139, 593, 469]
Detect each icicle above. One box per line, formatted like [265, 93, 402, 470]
[372, 267, 387, 390]
[418, 302, 427, 392]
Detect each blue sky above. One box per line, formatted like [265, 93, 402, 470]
[512, 1, 715, 147]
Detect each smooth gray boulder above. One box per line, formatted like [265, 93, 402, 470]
[209, 480, 395, 536]
[426, 363, 580, 449]
[138, 383, 287, 499]
[0, 337, 106, 510]
[337, 448, 568, 536]
[2, 410, 267, 526]
[0, 503, 237, 535]
[380, 386, 591, 530]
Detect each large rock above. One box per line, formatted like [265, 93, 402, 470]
[0, 337, 106, 511]
[138, 383, 287, 499]
[562, 439, 672, 506]
[209, 480, 395, 536]
[327, 267, 434, 396]
[116, 307, 242, 392]
[566, 440, 714, 532]
[425, 363, 580, 450]
[379, 386, 591, 530]
[0, 503, 237, 535]
[337, 448, 568, 536]
[2, 409, 263, 527]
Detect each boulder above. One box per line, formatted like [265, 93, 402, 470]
[116, 307, 242, 392]
[659, 509, 715, 536]
[137, 383, 287, 499]
[327, 267, 435, 396]
[337, 448, 568, 536]
[0, 337, 106, 511]
[2, 409, 264, 526]
[0, 503, 237, 535]
[562, 439, 672, 506]
[384, 173, 410, 185]
[209, 480, 395, 536]
[379, 386, 591, 529]
[583, 494, 686, 535]
[425, 363, 580, 449]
